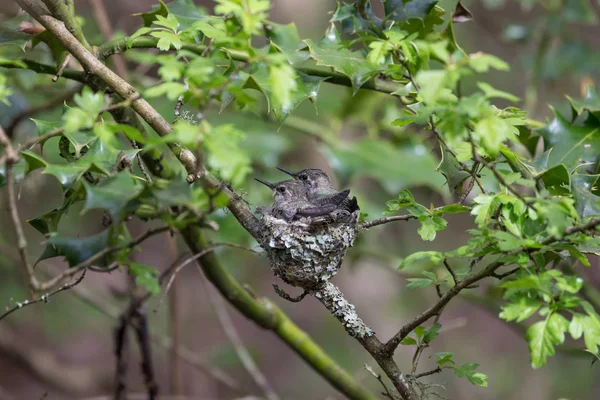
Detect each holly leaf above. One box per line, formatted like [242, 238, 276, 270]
[0, 29, 31, 51]
[264, 22, 308, 65]
[436, 147, 471, 197]
[135, 0, 169, 27]
[568, 86, 600, 117]
[535, 108, 600, 168]
[247, 64, 325, 121]
[304, 25, 380, 94]
[47, 229, 110, 267]
[536, 164, 571, 196]
[82, 172, 144, 222]
[571, 174, 600, 218]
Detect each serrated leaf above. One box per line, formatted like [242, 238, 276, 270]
[569, 313, 585, 340]
[129, 262, 161, 294]
[526, 313, 569, 368]
[400, 337, 417, 345]
[452, 362, 488, 387]
[399, 251, 444, 269]
[406, 278, 434, 289]
[500, 297, 542, 323]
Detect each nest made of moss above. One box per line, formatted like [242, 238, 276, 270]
[258, 211, 360, 291]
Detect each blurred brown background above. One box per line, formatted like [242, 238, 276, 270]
[1, 1, 600, 399]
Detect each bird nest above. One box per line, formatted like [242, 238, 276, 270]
[258, 212, 360, 290]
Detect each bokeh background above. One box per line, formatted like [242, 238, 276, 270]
[1, 1, 600, 399]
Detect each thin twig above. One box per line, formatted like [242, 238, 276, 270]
[413, 367, 442, 379]
[52, 53, 71, 82]
[443, 260, 458, 286]
[364, 364, 396, 400]
[0, 270, 86, 322]
[360, 215, 417, 229]
[197, 264, 280, 400]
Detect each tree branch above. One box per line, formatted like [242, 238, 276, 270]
[360, 214, 417, 230]
[0, 270, 86, 322]
[97, 36, 402, 95]
[384, 218, 600, 355]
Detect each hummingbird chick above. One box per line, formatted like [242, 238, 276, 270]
[276, 167, 359, 213]
[255, 178, 349, 222]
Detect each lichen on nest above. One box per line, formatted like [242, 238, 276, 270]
[257, 211, 374, 338]
[258, 212, 359, 290]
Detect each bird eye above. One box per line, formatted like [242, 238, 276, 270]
[299, 174, 308, 181]
[277, 186, 286, 193]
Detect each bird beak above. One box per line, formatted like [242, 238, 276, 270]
[254, 178, 276, 189]
[276, 167, 296, 177]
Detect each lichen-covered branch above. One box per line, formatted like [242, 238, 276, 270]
[311, 282, 373, 338]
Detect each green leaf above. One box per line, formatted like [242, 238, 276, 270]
[581, 314, 600, 354]
[129, 262, 161, 294]
[423, 323, 442, 342]
[43, 158, 93, 189]
[469, 53, 510, 72]
[474, 115, 519, 157]
[436, 203, 471, 214]
[203, 123, 252, 187]
[145, 82, 187, 100]
[0, 29, 31, 51]
[247, 65, 326, 121]
[535, 108, 600, 168]
[436, 147, 471, 197]
[304, 25, 380, 94]
[452, 363, 488, 387]
[82, 172, 144, 222]
[399, 251, 444, 270]
[153, 14, 179, 32]
[536, 164, 570, 195]
[526, 313, 569, 368]
[151, 30, 182, 50]
[384, 0, 438, 22]
[417, 215, 447, 241]
[434, 352, 455, 367]
[264, 22, 308, 65]
[571, 174, 600, 218]
[569, 313, 585, 340]
[135, 0, 169, 27]
[406, 278, 434, 289]
[48, 230, 110, 267]
[500, 296, 542, 323]
[477, 82, 520, 102]
[400, 337, 417, 345]
[568, 86, 600, 117]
